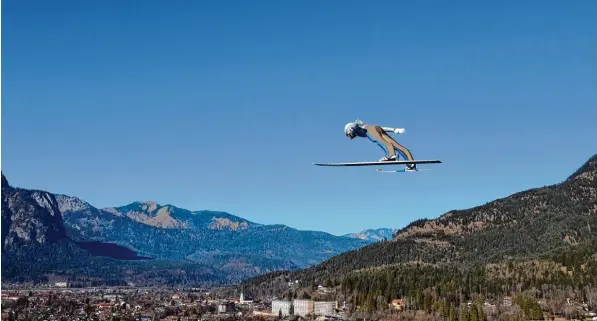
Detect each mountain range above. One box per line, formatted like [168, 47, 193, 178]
[6, 152, 595, 293]
[1, 173, 379, 285]
[240, 153, 597, 302]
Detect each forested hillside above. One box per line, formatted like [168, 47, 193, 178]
[239, 154, 597, 318]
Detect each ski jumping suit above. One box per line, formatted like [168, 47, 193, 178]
[352, 124, 415, 162]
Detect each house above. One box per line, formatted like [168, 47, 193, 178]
[253, 311, 276, 318]
[103, 294, 121, 302]
[240, 292, 253, 304]
[317, 285, 332, 293]
[288, 280, 300, 287]
[390, 299, 405, 311]
[218, 302, 236, 314]
[502, 297, 512, 307]
[96, 303, 113, 309]
[3, 296, 19, 301]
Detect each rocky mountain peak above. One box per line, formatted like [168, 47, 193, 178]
[138, 200, 159, 213]
[567, 153, 597, 181]
[1, 174, 67, 252]
[2, 172, 9, 189]
[343, 228, 397, 242]
[54, 194, 94, 215]
[103, 201, 189, 229]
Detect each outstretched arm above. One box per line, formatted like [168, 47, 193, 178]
[381, 126, 405, 134]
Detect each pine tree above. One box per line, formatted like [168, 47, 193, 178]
[526, 300, 542, 320]
[438, 300, 446, 319]
[470, 304, 478, 321]
[415, 290, 423, 310]
[366, 293, 374, 312]
[459, 305, 469, 321]
[424, 293, 433, 313]
[449, 304, 457, 321]
[477, 304, 486, 321]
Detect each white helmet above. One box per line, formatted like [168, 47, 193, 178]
[344, 119, 363, 135]
[344, 122, 355, 135]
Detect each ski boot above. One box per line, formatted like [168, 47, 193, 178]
[378, 155, 398, 162]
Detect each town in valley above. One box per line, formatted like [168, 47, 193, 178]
[2, 280, 596, 321]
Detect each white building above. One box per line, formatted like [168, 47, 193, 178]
[55, 282, 67, 287]
[293, 299, 314, 316]
[314, 301, 336, 316]
[317, 285, 332, 293]
[240, 292, 253, 304]
[272, 300, 291, 316]
[218, 302, 235, 314]
[103, 294, 121, 302]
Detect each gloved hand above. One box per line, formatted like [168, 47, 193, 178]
[394, 128, 405, 134]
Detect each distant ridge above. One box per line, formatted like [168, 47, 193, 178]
[343, 228, 397, 242]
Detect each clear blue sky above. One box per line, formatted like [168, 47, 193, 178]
[2, 0, 596, 235]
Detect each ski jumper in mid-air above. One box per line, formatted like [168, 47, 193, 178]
[344, 120, 417, 171]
